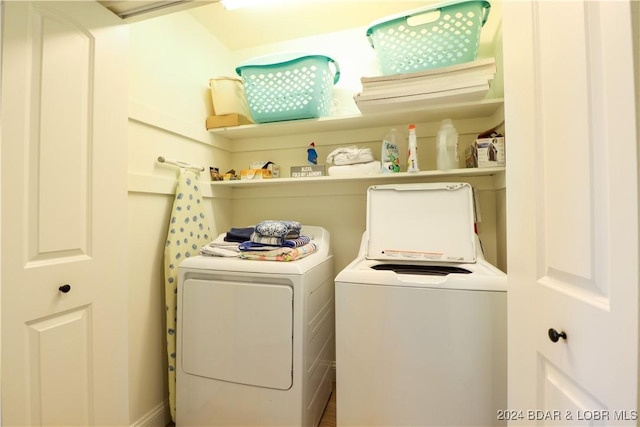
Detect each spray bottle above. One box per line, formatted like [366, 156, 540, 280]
[407, 124, 419, 172]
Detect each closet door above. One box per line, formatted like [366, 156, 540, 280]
[504, 0, 638, 422]
[1, 2, 129, 425]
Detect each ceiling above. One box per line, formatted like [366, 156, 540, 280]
[186, 1, 457, 51]
[99, 1, 214, 21]
[98, 0, 501, 52]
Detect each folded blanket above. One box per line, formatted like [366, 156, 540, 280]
[239, 242, 318, 262]
[254, 220, 301, 238]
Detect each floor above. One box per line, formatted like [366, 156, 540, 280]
[167, 383, 337, 427]
[319, 382, 337, 427]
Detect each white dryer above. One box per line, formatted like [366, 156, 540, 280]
[335, 183, 507, 427]
[177, 226, 334, 427]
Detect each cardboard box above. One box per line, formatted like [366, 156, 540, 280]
[290, 165, 325, 178]
[250, 161, 280, 178]
[476, 136, 505, 168]
[206, 114, 253, 130]
[465, 144, 478, 168]
[466, 135, 505, 168]
[222, 174, 237, 180]
[210, 167, 223, 181]
[240, 169, 273, 180]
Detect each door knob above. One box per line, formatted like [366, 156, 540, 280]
[58, 284, 71, 293]
[548, 328, 567, 343]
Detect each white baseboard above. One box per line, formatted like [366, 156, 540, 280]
[131, 400, 171, 427]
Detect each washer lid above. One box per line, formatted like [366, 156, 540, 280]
[365, 183, 477, 263]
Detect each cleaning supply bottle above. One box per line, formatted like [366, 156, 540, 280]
[436, 119, 459, 170]
[407, 124, 419, 172]
[381, 128, 401, 173]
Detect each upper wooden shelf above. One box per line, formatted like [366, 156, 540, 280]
[208, 98, 504, 140]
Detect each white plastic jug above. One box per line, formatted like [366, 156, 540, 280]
[436, 119, 459, 170]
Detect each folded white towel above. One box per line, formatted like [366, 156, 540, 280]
[326, 146, 374, 166]
[328, 161, 382, 177]
[200, 241, 240, 257]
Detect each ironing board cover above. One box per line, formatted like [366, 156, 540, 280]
[164, 169, 211, 421]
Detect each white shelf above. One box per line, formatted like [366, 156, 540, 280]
[210, 167, 505, 188]
[209, 98, 504, 140]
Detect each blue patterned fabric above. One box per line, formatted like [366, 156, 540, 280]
[164, 169, 210, 421]
[240, 234, 311, 249]
[254, 220, 301, 238]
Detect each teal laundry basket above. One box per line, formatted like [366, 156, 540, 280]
[367, 0, 491, 75]
[236, 52, 340, 123]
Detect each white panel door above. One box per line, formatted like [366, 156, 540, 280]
[1, 2, 129, 426]
[503, 1, 638, 424]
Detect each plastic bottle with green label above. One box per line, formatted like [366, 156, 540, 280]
[381, 128, 401, 173]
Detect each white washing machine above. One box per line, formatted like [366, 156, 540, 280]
[335, 183, 507, 427]
[176, 225, 334, 427]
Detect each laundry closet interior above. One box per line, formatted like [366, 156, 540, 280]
[128, 0, 506, 271]
[124, 0, 507, 423]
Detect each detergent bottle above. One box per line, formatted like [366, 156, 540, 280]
[436, 119, 459, 170]
[381, 128, 401, 173]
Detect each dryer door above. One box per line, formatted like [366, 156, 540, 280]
[181, 279, 293, 390]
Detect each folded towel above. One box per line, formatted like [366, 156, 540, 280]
[328, 161, 382, 177]
[241, 235, 311, 250]
[200, 241, 240, 257]
[239, 242, 318, 262]
[224, 227, 255, 243]
[326, 146, 374, 166]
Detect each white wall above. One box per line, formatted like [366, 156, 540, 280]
[127, 11, 234, 426]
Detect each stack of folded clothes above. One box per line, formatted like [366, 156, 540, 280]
[325, 146, 380, 177]
[199, 226, 250, 257]
[200, 220, 318, 262]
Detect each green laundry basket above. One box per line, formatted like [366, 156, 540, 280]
[235, 52, 341, 123]
[367, 0, 491, 75]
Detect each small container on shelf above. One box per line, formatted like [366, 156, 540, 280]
[465, 131, 505, 168]
[436, 119, 459, 170]
[209, 76, 252, 118]
[407, 124, 419, 172]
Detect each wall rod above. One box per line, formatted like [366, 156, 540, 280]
[157, 156, 205, 172]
